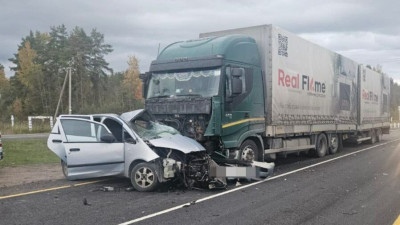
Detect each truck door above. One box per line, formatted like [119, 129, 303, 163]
[223, 67, 253, 133]
[59, 118, 125, 180]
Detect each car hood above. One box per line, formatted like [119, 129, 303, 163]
[120, 109, 156, 123]
[148, 134, 205, 154]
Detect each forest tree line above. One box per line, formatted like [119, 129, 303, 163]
[0, 25, 143, 123]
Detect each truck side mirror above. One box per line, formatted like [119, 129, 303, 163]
[140, 72, 151, 99]
[230, 68, 245, 95]
[232, 77, 243, 95]
[139, 72, 150, 80]
[231, 68, 245, 77]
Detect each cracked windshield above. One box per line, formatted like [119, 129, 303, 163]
[147, 68, 221, 98]
[130, 119, 180, 140]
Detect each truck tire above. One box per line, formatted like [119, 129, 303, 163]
[328, 134, 340, 155]
[369, 129, 376, 144]
[315, 133, 328, 158]
[131, 162, 160, 192]
[376, 129, 382, 142]
[240, 139, 260, 162]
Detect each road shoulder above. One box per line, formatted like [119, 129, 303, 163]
[0, 163, 63, 188]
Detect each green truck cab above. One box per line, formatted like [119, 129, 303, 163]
[141, 35, 265, 161]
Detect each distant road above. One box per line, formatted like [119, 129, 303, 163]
[2, 133, 49, 140]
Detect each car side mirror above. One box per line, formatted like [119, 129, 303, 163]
[100, 134, 115, 143]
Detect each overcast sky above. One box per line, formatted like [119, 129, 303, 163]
[1, 0, 399, 82]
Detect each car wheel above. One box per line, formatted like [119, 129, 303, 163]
[131, 162, 159, 192]
[315, 133, 328, 158]
[329, 134, 339, 155]
[61, 160, 68, 178]
[240, 139, 260, 162]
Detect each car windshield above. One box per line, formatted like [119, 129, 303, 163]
[147, 68, 221, 98]
[130, 119, 180, 141]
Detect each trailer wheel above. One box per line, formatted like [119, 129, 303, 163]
[376, 129, 382, 142]
[315, 133, 328, 158]
[131, 162, 159, 192]
[329, 134, 339, 155]
[240, 139, 260, 162]
[369, 129, 376, 144]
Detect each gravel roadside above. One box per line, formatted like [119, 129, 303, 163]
[0, 163, 63, 188]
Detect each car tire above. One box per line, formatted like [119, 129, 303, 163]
[315, 133, 328, 158]
[131, 162, 160, 192]
[239, 139, 260, 162]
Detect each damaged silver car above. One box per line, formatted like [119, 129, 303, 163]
[47, 110, 226, 191]
[48, 110, 274, 191]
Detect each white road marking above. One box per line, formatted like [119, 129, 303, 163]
[118, 138, 400, 225]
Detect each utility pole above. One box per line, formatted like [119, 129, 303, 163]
[68, 67, 72, 114]
[54, 69, 69, 119]
[54, 67, 72, 119]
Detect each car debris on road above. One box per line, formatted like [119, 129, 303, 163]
[47, 109, 274, 192]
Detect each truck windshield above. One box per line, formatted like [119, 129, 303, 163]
[147, 68, 221, 98]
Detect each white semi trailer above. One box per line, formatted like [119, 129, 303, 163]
[142, 25, 391, 161]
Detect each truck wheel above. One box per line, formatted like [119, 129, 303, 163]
[376, 129, 382, 142]
[315, 133, 328, 158]
[131, 162, 159, 192]
[61, 160, 68, 178]
[240, 139, 260, 162]
[369, 129, 376, 144]
[329, 134, 339, 155]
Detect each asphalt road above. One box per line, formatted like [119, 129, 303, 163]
[1, 131, 400, 225]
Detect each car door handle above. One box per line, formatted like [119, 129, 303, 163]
[52, 139, 62, 143]
[70, 148, 80, 152]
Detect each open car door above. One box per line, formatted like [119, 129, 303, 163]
[58, 118, 125, 180]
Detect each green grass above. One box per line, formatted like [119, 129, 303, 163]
[0, 138, 59, 168]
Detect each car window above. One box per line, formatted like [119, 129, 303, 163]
[61, 119, 111, 142]
[103, 118, 123, 142]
